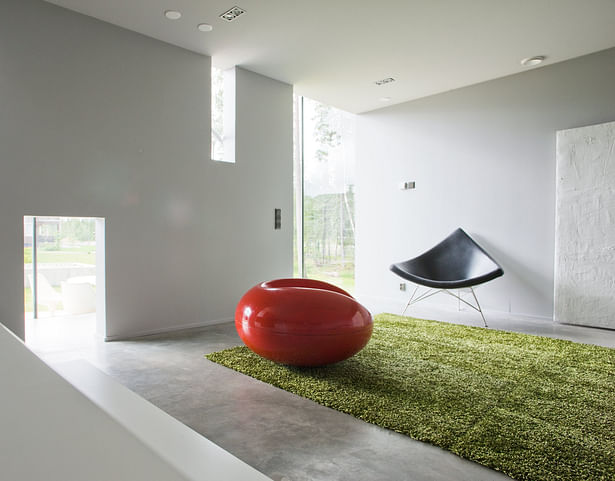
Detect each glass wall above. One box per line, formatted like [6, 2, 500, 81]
[294, 96, 356, 292]
[211, 67, 225, 161]
[24, 216, 97, 317]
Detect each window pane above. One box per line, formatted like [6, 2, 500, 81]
[211, 67, 224, 161]
[301, 97, 356, 292]
[24, 216, 97, 318]
[292, 95, 303, 277]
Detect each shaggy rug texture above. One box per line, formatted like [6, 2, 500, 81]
[206, 314, 615, 481]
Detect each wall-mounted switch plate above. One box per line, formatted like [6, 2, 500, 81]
[400, 181, 416, 190]
[399, 283, 407, 291]
[274, 208, 281, 229]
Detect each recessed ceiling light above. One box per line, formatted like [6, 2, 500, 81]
[164, 10, 182, 20]
[197, 23, 213, 32]
[520, 55, 546, 67]
[220, 6, 246, 22]
[374, 77, 395, 86]
[380, 97, 391, 102]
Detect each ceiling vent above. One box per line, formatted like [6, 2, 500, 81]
[374, 77, 395, 86]
[220, 6, 246, 22]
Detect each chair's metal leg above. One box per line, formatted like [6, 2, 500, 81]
[470, 287, 487, 328]
[401, 284, 488, 328]
[401, 285, 419, 316]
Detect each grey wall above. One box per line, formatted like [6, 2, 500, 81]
[355, 48, 615, 319]
[0, 0, 293, 339]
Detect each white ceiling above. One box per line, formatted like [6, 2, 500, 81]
[45, 0, 615, 113]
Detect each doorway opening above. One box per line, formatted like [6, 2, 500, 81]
[24, 216, 105, 355]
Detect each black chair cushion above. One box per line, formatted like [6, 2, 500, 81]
[390, 228, 504, 289]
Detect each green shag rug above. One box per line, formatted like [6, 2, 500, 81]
[206, 314, 615, 481]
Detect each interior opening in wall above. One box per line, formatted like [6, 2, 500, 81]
[211, 66, 236, 163]
[24, 216, 106, 352]
[293, 95, 356, 292]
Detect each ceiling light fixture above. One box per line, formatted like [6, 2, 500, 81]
[197, 23, 213, 32]
[374, 77, 395, 86]
[220, 6, 246, 22]
[380, 97, 391, 102]
[164, 10, 182, 20]
[520, 55, 546, 67]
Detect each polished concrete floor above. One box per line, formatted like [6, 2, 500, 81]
[29, 308, 615, 481]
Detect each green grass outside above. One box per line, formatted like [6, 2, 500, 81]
[304, 260, 354, 293]
[24, 246, 95, 265]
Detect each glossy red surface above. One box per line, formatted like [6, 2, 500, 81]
[235, 278, 373, 367]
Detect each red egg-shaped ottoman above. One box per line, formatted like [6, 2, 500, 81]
[235, 278, 373, 367]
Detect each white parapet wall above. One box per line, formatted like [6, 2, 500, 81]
[0, 322, 272, 481]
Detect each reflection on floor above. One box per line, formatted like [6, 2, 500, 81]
[26, 312, 97, 363]
[26, 307, 615, 481]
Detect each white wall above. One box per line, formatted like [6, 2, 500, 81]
[0, 0, 293, 339]
[355, 48, 615, 319]
[555, 120, 615, 329]
[0, 323, 271, 480]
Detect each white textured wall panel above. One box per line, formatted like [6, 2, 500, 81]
[555, 120, 615, 328]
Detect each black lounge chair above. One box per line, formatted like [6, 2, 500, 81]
[390, 228, 503, 327]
